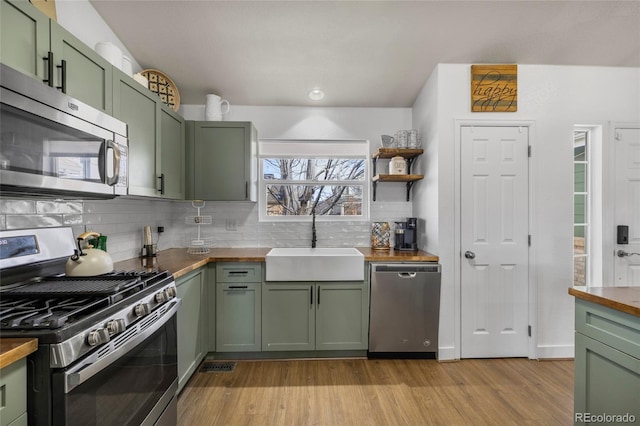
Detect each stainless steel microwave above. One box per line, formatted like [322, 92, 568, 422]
[0, 64, 128, 198]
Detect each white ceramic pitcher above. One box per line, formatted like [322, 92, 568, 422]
[205, 94, 231, 121]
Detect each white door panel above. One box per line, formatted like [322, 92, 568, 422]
[461, 125, 529, 358]
[614, 127, 640, 286]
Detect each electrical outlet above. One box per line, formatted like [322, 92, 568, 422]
[225, 219, 237, 231]
[157, 226, 164, 234]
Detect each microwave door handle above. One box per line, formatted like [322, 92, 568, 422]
[99, 140, 121, 186]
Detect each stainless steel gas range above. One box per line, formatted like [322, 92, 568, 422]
[0, 227, 179, 426]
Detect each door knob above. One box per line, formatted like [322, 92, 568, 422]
[617, 249, 640, 258]
[464, 251, 476, 259]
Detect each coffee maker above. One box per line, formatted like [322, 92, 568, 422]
[394, 217, 418, 251]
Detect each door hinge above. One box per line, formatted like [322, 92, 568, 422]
[528, 145, 531, 157]
[528, 235, 531, 246]
[528, 325, 532, 337]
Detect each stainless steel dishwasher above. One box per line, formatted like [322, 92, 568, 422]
[368, 263, 441, 358]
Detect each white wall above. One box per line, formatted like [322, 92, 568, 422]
[413, 64, 640, 360]
[55, 0, 142, 72]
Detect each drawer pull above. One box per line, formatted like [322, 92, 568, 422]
[229, 285, 248, 289]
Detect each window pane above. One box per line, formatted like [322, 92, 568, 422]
[574, 256, 587, 286]
[263, 159, 365, 181]
[574, 162, 587, 193]
[574, 194, 587, 224]
[574, 225, 587, 248]
[266, 184, 363, 216]
[574, 131, 587, 161]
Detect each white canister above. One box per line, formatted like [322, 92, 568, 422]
[95, 42, 123, 69]
[121, 56, 133, 76]
[389, 156, 407, 175]
[205, 94, 231, 121]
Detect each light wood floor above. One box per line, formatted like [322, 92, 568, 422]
[177, 358, 573, 425]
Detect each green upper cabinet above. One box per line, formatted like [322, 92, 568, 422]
[113, 68, 185, 199]
[159, 105, 186, 199]
[186, 121, 257, 201]
[0, 0, 112, 114]
[49, 24, 113, 113]
[0, 0, 49, 79]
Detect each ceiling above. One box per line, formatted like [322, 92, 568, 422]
[89, 0, 640, 108]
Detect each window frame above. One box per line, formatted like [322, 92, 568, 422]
[573, 129, 590, 286]
[258, 139, 370, 222]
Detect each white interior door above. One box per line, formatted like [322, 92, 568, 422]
[614, 127, 640, 286]
[460, 125, 529, 358]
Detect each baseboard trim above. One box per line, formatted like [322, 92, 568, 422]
[536, 344, 574, 359]
[438, 346, 457, 361]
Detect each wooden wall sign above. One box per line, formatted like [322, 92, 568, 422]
[471, 64, 517, 112]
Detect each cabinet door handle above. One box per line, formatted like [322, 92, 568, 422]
[245, 181, 248, 199]
[229, 285, 248, 289]
[158, 173, 165, 195]
[43, 51, 54, 87]
[317, 287, 320, 305]
[56, 59, 66, 92]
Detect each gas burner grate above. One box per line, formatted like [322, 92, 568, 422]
[5, 276, 142, 296]
[200, 361, 236, 373]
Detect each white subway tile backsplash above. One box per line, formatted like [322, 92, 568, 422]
[0, 199, 36, 214]
[36, 201, 83, 214]
[0, 195, 412, 261]
[6, 215, 63, 229]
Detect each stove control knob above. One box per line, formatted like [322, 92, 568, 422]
[106, 319, 126, 336]
[134, 303, 151, 318]
[155, 290, 168, 303]
[165, 286, 177, 299]
[87, 328, 110, 347]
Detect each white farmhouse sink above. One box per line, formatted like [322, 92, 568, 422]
[265, 247, 364, 281]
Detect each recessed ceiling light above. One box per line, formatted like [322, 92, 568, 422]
[308, 89, 325, 101]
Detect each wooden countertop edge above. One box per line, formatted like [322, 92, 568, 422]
[116, 247, 439, 280]
[0, 338, 38, 369]
[569, 287, 640, 318]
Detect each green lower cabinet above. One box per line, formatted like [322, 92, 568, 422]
[262, 283, 315, 351]
[0, 358, 27, 426]
[207, 264, 217, 353]
[262, 281, 369, 351]
[176, 268, 207, 393]
[216, 282, 261, 352]
[573, 299, 640, 424]
[316, 283, 369, 350]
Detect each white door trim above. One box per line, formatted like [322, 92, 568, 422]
[454, 119, 538, 360]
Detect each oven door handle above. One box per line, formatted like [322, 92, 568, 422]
[64, 299, 180, 393]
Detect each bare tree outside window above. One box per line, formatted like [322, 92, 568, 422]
[263, 158, 365, 217]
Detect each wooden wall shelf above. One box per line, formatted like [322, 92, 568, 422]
[371, 148, 424, 201]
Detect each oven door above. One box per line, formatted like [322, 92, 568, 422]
[52, 301, 179, 426]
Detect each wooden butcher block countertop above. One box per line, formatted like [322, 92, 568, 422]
[0, 338, 38, 369]
[115, 247, 439, 280]
[569, 286, 640, 318]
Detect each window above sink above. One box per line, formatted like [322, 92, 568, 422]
[259, 139, 370, 222]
